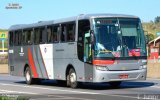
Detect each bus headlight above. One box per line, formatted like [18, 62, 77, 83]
[96, 66, 108, 71]
[139, 65, 147, 69]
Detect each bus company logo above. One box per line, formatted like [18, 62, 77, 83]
[19, 47, 24, 56]
[21, 47, 23, 53]
[44, 48, 47, 53]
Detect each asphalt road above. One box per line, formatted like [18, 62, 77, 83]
[0, 74, 160, 100]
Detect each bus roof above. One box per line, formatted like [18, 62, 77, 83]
[9, 13, 139, 31]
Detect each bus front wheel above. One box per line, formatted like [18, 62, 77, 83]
[67, 68, 78, 88]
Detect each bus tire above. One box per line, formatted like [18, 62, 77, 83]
[25, 67, 35, 85]
[109, 81, 122, 88]
[68, 68, 78, 88]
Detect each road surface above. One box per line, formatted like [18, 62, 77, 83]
[0, 74, 160, 100]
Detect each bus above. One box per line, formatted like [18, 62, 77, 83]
[8, 14, 147, 88]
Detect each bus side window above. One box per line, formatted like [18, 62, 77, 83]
[18, 30, 22, 45]
[9, 31, 14, 46]
[27, 30, 31, 45]
[24, 30, 33, 45]
[22, 30, 26, 45]
[40, 27, 46, 44]
[34, 28, 40, 44]
[53, 25, 59, 42]
[30, 30, 34, 44]
[14, 31, 19, 46]
[42, 27, 47, 43]
[34, 27, 46, 44]
[61, 25, 67, 42]
[67, 23, 75, 42]
[47, 26, 53, 43]
[39, 28, 43, 44]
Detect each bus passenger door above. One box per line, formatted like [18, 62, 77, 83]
[77, 19, 94, 82]
[77, 19, 91, 63]
[84, 32, 92, 63]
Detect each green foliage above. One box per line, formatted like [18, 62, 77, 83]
[154, 16, 160, 23]
[143, 21, 160, 42]
[146, 34, 155, 42]
[0, 29, 8, 33]
[0, 96, 29, 100]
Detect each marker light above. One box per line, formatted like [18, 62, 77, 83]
[96, 66, 108, 71]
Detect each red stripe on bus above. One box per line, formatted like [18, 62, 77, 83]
[93, 60, 115, 65]
[28, 48, 38, 78]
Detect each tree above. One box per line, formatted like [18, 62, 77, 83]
[146, 34, 155, 42]
[154, 16, 160, 23]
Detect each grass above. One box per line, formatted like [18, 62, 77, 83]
[0, 29, 8, 32]
[0, 96, 29, 100]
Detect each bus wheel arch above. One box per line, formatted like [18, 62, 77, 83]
[66, 64, 78, 88]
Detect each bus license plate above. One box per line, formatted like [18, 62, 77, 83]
[119, 74, 128, 79]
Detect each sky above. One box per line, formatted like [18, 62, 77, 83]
[0, 0, 159, 29]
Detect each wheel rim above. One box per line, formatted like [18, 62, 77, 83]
[70, 72, 76, 83]
[26, 71, 30, 81]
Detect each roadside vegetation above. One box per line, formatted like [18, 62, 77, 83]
[0, 96, 29, 100]
[143, 16, 160, 42]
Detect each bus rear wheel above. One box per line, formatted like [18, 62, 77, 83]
[67, 68, 78, 88]
[25, 67, 35, 85]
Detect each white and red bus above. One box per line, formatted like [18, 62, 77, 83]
[8, 14, 147, 88]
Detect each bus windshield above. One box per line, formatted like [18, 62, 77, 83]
[93, 18, 147, 58]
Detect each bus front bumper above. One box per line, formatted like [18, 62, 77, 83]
[92, 68, 147, 83]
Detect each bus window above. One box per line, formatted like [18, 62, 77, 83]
[67, 23, 75, 42]
[9, 31, 14, 46]
[18, 30, 22, 45]
[61, 25, 67, 42]
[34, 27, 46, 44]
[14, 31, 17, 45]
[24, 30, 33, 45]
[47, 26, 53, 43]
[34, 28, 40, 44]
[31, 30, 34, 44]
[40, 28, 46, 43]
[78, 20, 90, 62]
[53, 25, 59, 42]
[22, 30, 25, 45]
[14, 31, 21, 46]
